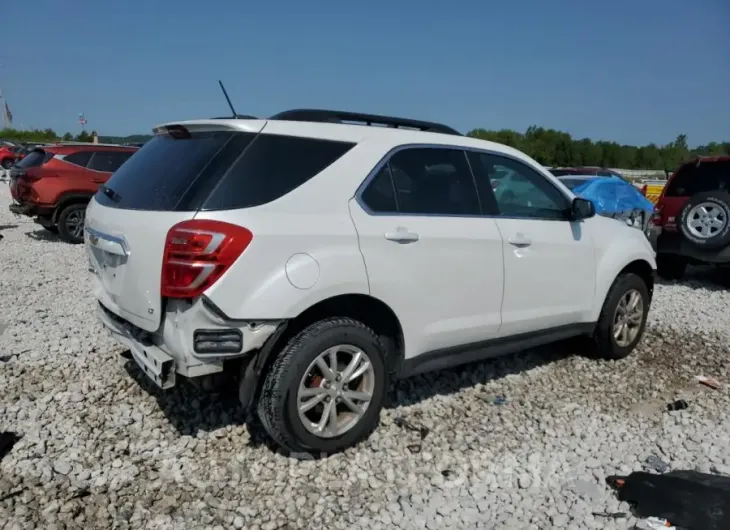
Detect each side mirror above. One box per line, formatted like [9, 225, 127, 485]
[570, 197, 595, 221]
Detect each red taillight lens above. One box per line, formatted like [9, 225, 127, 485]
[640, 184, 648, 196]
[651, 204, 663, 226]
[161, 220, 253, 298]
[22, 169, 41, 181]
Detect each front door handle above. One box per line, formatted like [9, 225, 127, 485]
[385, 227, 420, 243]
[508, 234, 532, 247]
[91, 178, 106, 184]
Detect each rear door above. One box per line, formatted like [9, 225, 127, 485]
[349, 146, 505, 358]
[85, 122, 264, 332]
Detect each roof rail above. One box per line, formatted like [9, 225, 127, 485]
[54, 141, 137, 148]
[269, 109, 462, 136]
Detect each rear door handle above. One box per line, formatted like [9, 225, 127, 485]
[91, 178, 106, 183]
[508, 234, 532, 247]
[385, 228, 420, 243]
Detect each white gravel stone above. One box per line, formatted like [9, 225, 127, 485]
[1, 184, 730, 529]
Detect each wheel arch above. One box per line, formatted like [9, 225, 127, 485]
[52, 193, 94, 223]
[591, 255, 656, 322]
[238, 293, 405, 413]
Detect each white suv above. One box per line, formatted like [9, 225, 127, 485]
[84, 109, 657, 454]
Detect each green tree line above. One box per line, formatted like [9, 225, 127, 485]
[467, 127, 729, 170]
[0, 127, 151, 146]
[2, 125, 728, 170]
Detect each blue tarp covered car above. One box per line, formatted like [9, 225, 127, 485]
[558, 175, 655, 231]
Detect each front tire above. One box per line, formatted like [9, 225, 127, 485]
[593, 272, 650, 360]
[57, 203, 87, 244]
[256, 317, 388, 456]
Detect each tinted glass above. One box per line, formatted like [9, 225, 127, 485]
[361, 166, 397, 212]
[473, 154, 569, 219]
[549, 168, 575, 177]
[15, 149, 52, 169]
[203, 134, 355, 210]
[96, 131, 236, 211]
[63, 151, 92, 168]
[384, 148, 480, 215]
[665, 160, 730, 197]
[88, 151, 134, 173]
[558, 178, 587, 190]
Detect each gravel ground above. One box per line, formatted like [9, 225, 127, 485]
[1, 184, 730, 530]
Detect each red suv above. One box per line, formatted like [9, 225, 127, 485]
[9, 142, 138, 243]
[651, 156, 730, 279]
[0, 143, 24, 169]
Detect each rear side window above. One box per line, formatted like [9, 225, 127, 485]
[559, 178, 591, 190]
[88, 151, 134, 173]
[15, 149, 53, 169]
[96, 131, 238, 211]
[63, 151, 92, 168]
[203, 134, 355, 210]
[665, 160, 730, 197]
[359, 148, 481, 216]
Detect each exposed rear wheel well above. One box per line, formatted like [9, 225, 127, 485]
[283, 294, 404, 372]
[619, 259, 655, 297]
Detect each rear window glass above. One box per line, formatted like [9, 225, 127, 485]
[665, 160, 730, 197]
[559, 177, 592, 190]
[15, 149, 52, 169]
[549, 168, 577, 177]
[96, 131, 355, 211]
[202, 134, 355, 210]
[95, 131, 237, 211]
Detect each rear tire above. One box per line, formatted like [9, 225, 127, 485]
[256, 317, 388, 456]
[656, 255, 686, 280]
[57, 203, 87, 244]
[593, 272, 650, 360]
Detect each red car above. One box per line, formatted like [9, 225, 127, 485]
[9, 142, 138, 243]
[651, 156, 730, 279]
[548, 166, 627, 180]
[0, 143, 24, 169]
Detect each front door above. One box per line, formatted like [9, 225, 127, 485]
[468, 152, 596, 336]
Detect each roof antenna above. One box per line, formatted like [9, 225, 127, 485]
[218, 80, 238, 118]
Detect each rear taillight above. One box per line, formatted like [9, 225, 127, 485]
[23, 169, 43, 181]
[651, 204, 663, 226]
[161, 220, 253, 299]
[640, 184, 648, 196]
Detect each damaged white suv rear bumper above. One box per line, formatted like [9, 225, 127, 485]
[96, 293, 281, 389]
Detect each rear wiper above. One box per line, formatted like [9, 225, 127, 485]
[100, 185, 121, 203]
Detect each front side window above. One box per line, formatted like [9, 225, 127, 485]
[360, 147, 480, 216]
[471, 153, 570, 219]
